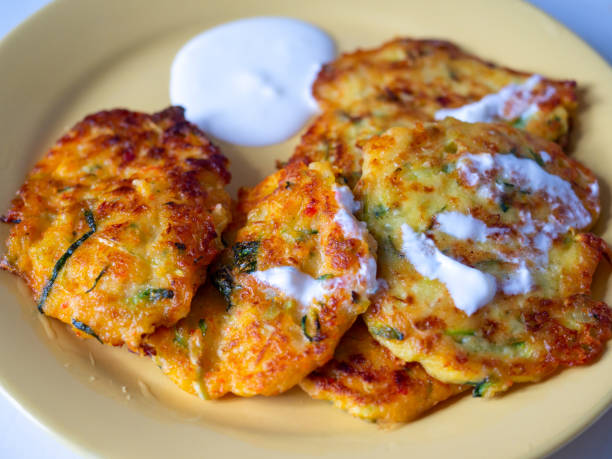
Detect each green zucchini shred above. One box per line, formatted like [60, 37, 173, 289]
[37, 209, 97, 312]
[511, 117, 527, 130]
[174, 329, 188, 348]
[296, 228, 319, 241]
[469, 378, 492, 397]
[301, 312, 322, 342]
[370, 325, 405, 341]
[474, 259, 502, 270]
[372, 204, 389, 218]
[445, 329, 476, 337]
[198, 319, 207, 337]
[499, 196, 511, 212]
[496, 178, 515, 189]
[84, 209, 96, 230]
[85, 265, 108, 293]
[527, 148, 545, 167]
[136, 288, 174, 302]
[71, 319, 102, 343]
[211, 266, 234, 309]
[233, 240, 260, 273]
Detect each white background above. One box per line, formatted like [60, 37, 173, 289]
[0, 1, 611, 457]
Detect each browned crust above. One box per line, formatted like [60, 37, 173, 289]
[1, 106, 232, 349]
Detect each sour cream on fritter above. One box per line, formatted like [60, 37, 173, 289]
[434, 75, 556, 124]
[170, 17, 336, 146]
[249, 185, 377, 314]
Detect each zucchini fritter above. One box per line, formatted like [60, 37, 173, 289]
[289, 38, 576, 185]
[1, 107, 232, 349]
[314, 38, 576, 144]
[300, 319, 465, 423]
[145, 161, 378, 397]
[357, 119, 611, 396]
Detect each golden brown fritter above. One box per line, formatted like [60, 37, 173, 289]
[300, 319, 465, 423]
[314, 38, 576, 145]
[1, 107, 232, 350]
[289, 38, 577, 185]
[356, 119, 611, 396]
[144, 161, 378, 398]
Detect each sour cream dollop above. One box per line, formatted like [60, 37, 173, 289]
[170, 17, 336, 146]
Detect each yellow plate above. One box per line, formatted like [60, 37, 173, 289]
[1, 0, 611, 457]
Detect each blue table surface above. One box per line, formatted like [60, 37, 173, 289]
[0, 1, 611, 458]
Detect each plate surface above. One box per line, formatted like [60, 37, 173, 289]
[1, 0, 612, 457]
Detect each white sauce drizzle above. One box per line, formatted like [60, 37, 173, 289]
[333, 185, 362, 238]
[251, 267, 327, 310]
[435, 211, 534, 296]
[590, 180, 600, 201]
[501, 261, 533, 295]
[332, 185, 379, 294]
[249, 185, 377, 314]
[170, 17, 336, 146]
[400, 224, 497, 316]
[539, 150, 552, 163]
[436, 211, 506, 242]
[418, 149, 597, 311]
[451, 151, 595, 299]
[434, 75, 556, 124]
[458, 152, 591, 229]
